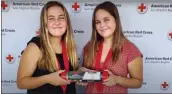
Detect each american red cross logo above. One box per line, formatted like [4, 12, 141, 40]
[5, 54, 15, 64]
[1, 1, 8, 10]
[1, 1, 10, 12]
[72, 2, 81, 13]
[138, 3, 146, 12]
[162, 82, 168, 89]
[161, 82, 170, 90]
[72, 2, 80, 11]
[6, 54, 14, 62]
[137, 3, 147, 14]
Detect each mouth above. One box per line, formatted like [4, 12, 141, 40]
[52, 27, 62, 29]
[101, 28, 109, 32]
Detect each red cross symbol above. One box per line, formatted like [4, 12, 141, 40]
[138, 3, 146, 12]
[6, 54, 14, 62]
[72, 2, 80, 11]
[169, 32, 172, 38]
[1, 1, 8, 10]
[161, 82, 168, 89]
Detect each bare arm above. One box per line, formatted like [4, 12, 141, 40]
[17, 43, 49, 89]
[116, 57, 143, 88]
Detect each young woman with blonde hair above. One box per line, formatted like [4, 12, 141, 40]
[17, 1, 78, 94]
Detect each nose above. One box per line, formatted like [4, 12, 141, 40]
[100, 22, 105, 28]
[53, 19, 60, 26]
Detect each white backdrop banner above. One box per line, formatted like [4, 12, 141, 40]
[2, 0, 172, 93]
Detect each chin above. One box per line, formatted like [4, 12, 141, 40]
[50, 33, 64, 37]
[49, 31, 65, 37]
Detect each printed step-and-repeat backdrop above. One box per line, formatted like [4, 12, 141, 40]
[2, 0, 172, 93]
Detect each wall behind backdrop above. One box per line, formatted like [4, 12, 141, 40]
[2, 0, 172, 93]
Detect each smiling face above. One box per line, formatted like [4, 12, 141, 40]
[95, 9, 116, 39]
[47, 6, 67, 37]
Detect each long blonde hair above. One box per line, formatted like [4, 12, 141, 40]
[84, 1, 126, 68]
[38, 1, 78, 72]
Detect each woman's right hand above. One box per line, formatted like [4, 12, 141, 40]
[46, 70, 70, 86]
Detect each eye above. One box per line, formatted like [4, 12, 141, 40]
[59, 17, 65, 19]
[58, 16, 66, 21]
[104, 18, 109, 22]
[95, 21, 100, 24]
[48, 18, 54, 20]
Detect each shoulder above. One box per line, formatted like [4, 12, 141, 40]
[122, 40, 143, 63]
[27, 36, 40, 48]
[122, 40, 140, 52]
[21, 37, 40, 55]
[21, 41, 41, 62]
[24, 37, 41, 55]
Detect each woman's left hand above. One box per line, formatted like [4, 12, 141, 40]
[102, 70, 119, 86]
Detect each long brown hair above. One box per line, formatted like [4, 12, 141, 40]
[38, 1, 78, 72]
[84, 1, 126, 68]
